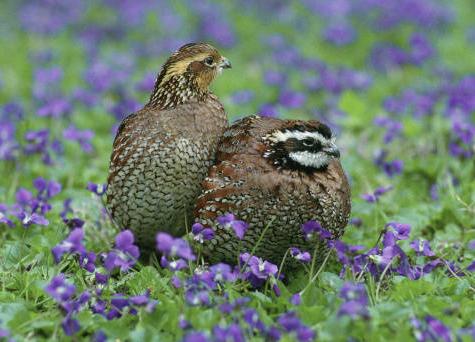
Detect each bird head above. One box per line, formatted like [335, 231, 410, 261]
[148, 42, 231, 108]
[263, 121, 340, 172]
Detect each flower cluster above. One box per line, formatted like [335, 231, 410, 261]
[0, 177, 61, 228]
[327, 221, 474, 282]
[44, 274, 90, 336]
[0, 121, 19, 161]
[47, 227, 157, 336]
[361, 185, 393, 203]
[23, 129, 63, 165]
[183, 299, 316, 342]
[92, 289, 158, 320]
[337, 282, 369, 319]
[411, 315, 453, 342]
[63, 125, 95, 153]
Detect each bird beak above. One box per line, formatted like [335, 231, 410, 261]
[219, 57, 232, 69]
[324, 143, 340, 158]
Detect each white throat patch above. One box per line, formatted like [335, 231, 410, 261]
[288, 151, 330, 169]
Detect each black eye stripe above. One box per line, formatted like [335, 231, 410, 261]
[301, 139, 322, 151]
[302, 137, 315, 146]
[278, 137, 323, 152]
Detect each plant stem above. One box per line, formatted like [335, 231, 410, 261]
[301, 249, 332, 295]
[375, 261, 392, 300]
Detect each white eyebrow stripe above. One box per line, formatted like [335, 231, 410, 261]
[268, 130, 331, 144]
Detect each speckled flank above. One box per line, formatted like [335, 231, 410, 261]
[194, 116, 351, 270]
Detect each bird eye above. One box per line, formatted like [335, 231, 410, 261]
[302, 138, 315, 147]
[204, 57, 214, 66]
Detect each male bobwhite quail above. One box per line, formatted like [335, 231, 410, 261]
[106, 42, 231, 252]
[194, 115, 351, 269]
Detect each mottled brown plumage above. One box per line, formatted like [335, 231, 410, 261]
[194, 115, 351, 269]
[106, 42, 231, 251]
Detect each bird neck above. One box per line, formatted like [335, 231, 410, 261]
[146, 73, 209, 110]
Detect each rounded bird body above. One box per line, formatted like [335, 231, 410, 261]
[106, 43, 231, 251]
[194, 116, 351, 269]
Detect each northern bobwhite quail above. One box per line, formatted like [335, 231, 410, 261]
[106, 42, 231, 251]
[194, 115, 351, 268]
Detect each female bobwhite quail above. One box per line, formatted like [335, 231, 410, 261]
[106, 42, 231, 252]
[194, 115, 351, 269]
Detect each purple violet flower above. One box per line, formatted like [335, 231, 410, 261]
[185, 287, 211, 307]
[289, 248, 311, 263]
[0, 121, 19, 161]
[79, 251, 97, 272]
[191, 223, 215, 243]
[0, 206, 13, 227]
[37, 98, 72, 118]
[239, 253, 278, 287]
[290, 293, 301, 305]
[156, 232, 195, 261]
[278, 89, 306, 109]
[361, 185, 393, 203]
[17, 212, 49, 228]
[277, 311, 316, 342]
[386, 222, 411, 240]
[0, 328, 11, 340]
[130, 290, 158, 312]
[52, 228, 86, 263]
[410, 239, 435, 257]
[171, 275, 182, 288]
[374, 116, 403, 144]
[104, 230, 140, 272]
[209, 263, 237, 283]
[95, 272, 109, 285]
[411, 315, 453, 342]
[217, 213, 249, 240]
[87, 182, 107, 196]
[135, 72, 156, 93]
[179, 315, 191, 329]
[183, 331, 210, 342]
[213, 324, 245, 342]
[160, 256, 188, 271]
[301, 220, 332, 240]
[263, 70, 287, 86]
[243, 308, 266, 332]
[61, 315, 80, 336]
[231, 90, 255, 105]
[23, 129, 62, 165]
[337, 282, 369, 319]
[63, 125, 95, 153]
[374, 150, 404, 177]
[93, 330, 107, 342]
[322, 21, 356, 46]
[258, 103, 279, 117]
[45, 274, 76, 302]
[410, 32, 434, 65]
